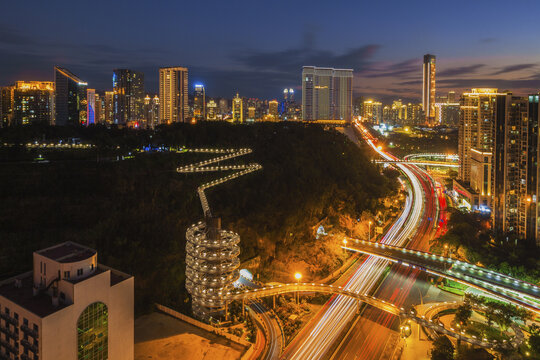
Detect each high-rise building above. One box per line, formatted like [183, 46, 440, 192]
[7, 81, 55, 126]
[144, 95, 159, 129]
[159, 66, 188, 124]
[193, 84, 205, 121]
[104, 91, 114, 124]
[269, 100, 279, 117]
[405, 103, 424, 125]
[302, 66, 353, 122]
[112, 69, 144, 126]
[422, 54, 436, 124]
[206, 100, 217, 120]
[86, 88, 96, 126]
[362, 100, 383, 124]
[54, 66, 87, 126]
[458, 88, 506, 183]
[1, 87, 14, 127]
[492, 94, 528, 238]
[524, 94, 540, 245]
[232, 93, 243, 123]
[218, 98, 228, 116]
[0, 242, 134, 359]
[469, 148, 492, 210]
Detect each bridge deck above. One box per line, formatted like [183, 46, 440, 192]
[343, 239, 540, 313]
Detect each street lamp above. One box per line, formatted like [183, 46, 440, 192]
[368, 221, 372, 242]
[294, 272, 302, 304]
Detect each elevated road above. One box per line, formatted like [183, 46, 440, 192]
[219, 283, 495, 349]
[343, 239, 540, 314]
[373, 159, 459, 167]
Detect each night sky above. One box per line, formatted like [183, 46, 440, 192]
[2, 0, 540, 102]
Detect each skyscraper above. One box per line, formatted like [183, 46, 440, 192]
[525, 94, 540, 245]
[0, 86, 14, 127]
[422, 54, 436, 123]
[302, 66, 353, 122]
[232, 93, 243, 123]
[105, 91, 114, 124]
[193, 84, 205, 121]
[159, 66, 188, 124]
[54, 66, 87, 126]
[86, 88, 96, 126]
[458, 88, 506, 183]
[206, 100, 217, 120]
[492, 94, 528, 238]
[112, 69, 144, 126]
[144, 95, 159, 129]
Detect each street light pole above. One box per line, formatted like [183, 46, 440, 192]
[368, 221, 372, 242]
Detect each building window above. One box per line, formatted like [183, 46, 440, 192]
[77, 302, 108, 360]
[64, 271, 70, 279]
[77, 269, 83, 276]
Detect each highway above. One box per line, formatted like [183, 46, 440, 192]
[280, 123, 428, 359]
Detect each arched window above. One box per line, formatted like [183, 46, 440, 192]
[77, 302, 108, 360]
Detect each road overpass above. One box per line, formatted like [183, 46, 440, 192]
[342, 239, 540, 314]
[374, 159, 459, 168]
[217, 283, 495, 349]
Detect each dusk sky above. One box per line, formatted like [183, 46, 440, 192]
[2, 0, 540, 102]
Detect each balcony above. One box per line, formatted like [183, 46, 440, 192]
[0, 313, 17, 327]
[21, 338, 38, 354]
[0, 325, 18, 340]
[0, 338, 18, 355]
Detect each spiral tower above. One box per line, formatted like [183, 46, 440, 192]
[178, 148, 261, 320]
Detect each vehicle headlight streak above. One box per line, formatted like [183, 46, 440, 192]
[288, 129, 425, 359]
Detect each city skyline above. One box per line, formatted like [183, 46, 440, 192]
[2, 1, 540, 101]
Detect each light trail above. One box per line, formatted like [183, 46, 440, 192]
[284, 124, 426, 359]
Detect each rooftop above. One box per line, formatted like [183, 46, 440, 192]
[36, 241, 96, 263]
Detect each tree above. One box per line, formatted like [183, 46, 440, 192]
[529, 324, 540, 356]
[454, 303, 472, 326]
[431, 336, 454, 360]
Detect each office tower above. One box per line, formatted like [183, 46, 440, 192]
[448, 91, 456, 103]
[8, 81, 55, 126]
[93, 93, 102, 124]
[525, 94, 540, 245]
[218, 98, 228, 116]
[54, 66, 87, 126]
[0, 242, 134, 359]
[86, 89, 96, 126]
[159, 66, 188, 124]
[247, 106, 256, 121]
[302, 66, 353, 122]
[112, 69, 144, 126]
[434, 92, 460, 126]
[458, 88, 505, 183]
[362, 100, 382, 124]
[422, 54, 436, 123]
[492, 94, 528, 238]
[232, 93, 243, 123]
[288, 88, 294, 102]
[193, 84, 205, 121]
[283, 88, 289, 101]
[206, 100, 217, 120]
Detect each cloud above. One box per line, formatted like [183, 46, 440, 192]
[360, 58, 420, 78]
[0, 25, 36, 46]
[491, 63, 537, 75]
[480, 38, 497, 43]
[438, 64, 485, 77]
[438, 76, 540, 92]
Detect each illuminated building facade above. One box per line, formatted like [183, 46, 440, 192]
[159, 66, 188, 124]
[54, 67, 87, 126]
[232, 93, 243, 123]
[206, 100, 217, 120]
[458, 88, 505, 183]
[469, 149, 492, 210]
[302, 66, 353, 122]
[6, 81, 55, 126]
[144, 95, 159, 129]
[0, 87, 13, 127]
[193, 84, 205, 121]
[0, 242, 133, 360]
[362, 100, 382, 124]
[422, 54, 436, 123]
[86, 89, 96, 126]
[492, 94, 527, 238]
[524, 95, 540, 245]
[268, 100, 278, 119]
[112, 69, 144, 126]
